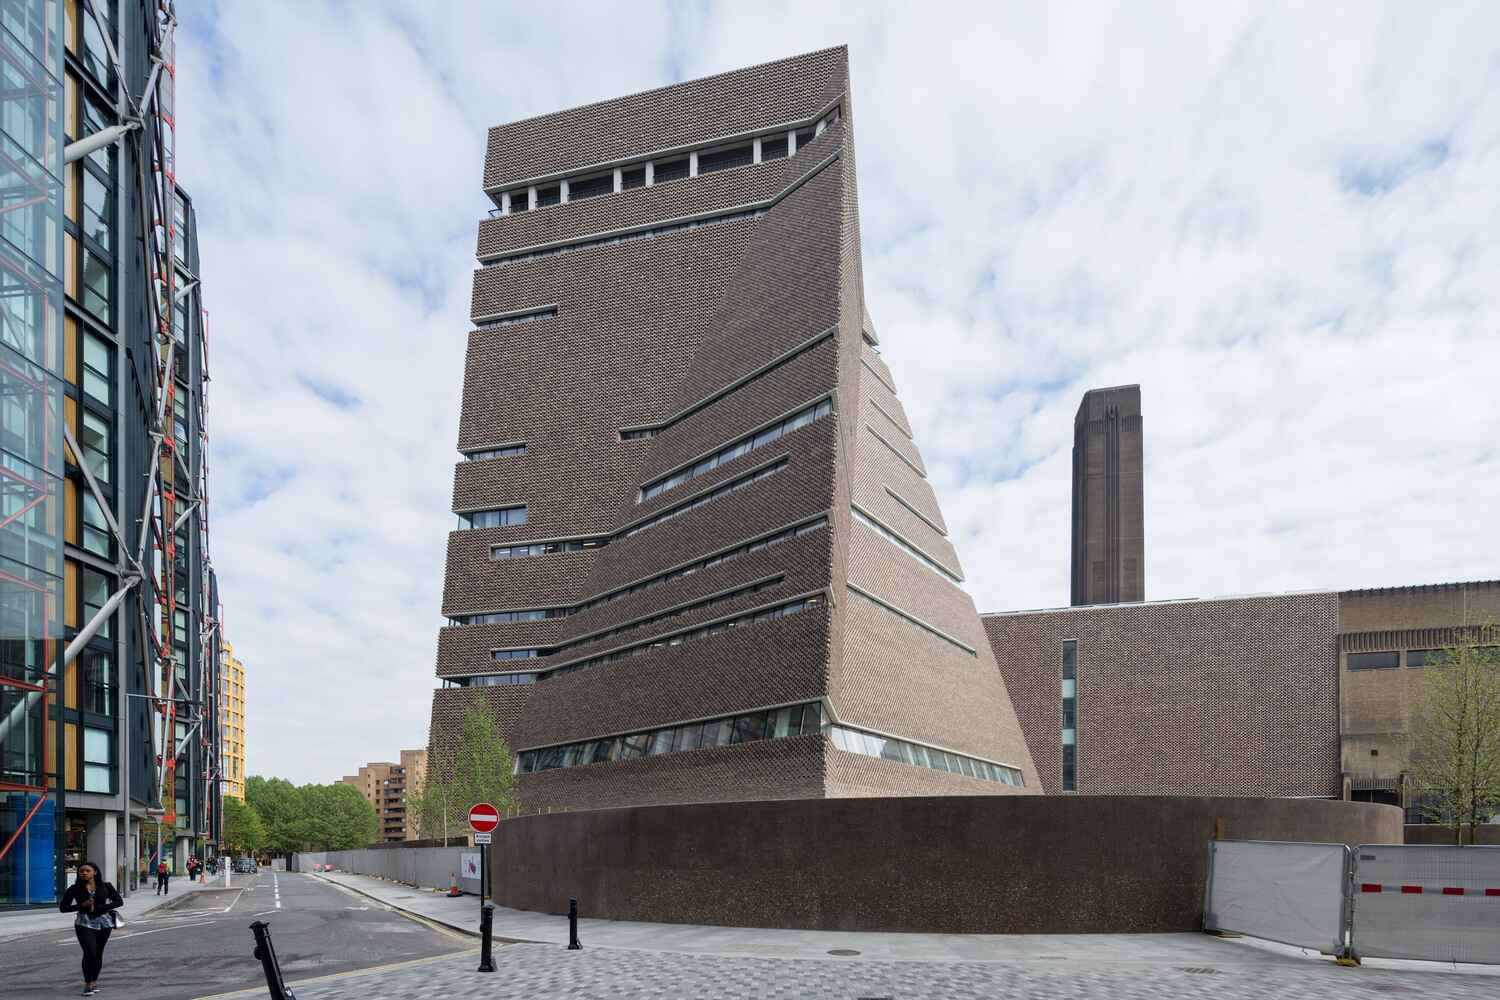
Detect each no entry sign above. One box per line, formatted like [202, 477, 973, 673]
[468, 803, 500, 833]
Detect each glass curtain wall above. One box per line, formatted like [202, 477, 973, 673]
[0, 0, 67, 907]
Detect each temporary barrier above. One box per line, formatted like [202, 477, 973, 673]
[1203, 840, 1351, 954]
[1352, 844, 1500, 964]
[293, 847, 467, 892]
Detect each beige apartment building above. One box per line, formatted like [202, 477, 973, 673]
[220, 642, 247, 800]
[340, 749, 428, 842]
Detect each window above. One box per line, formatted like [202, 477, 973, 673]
[620, 428, 656, 440]
[569, 174, 612, 200]
[83, 170, 111, 250]
[505, 189, 529, 213]
[535, 185, 561, 207]
[641, 399, 830, 501]
[173, 394, 188, 449]
[173, 194, 187, 263]
[464, 444, 526, 461]
[622, 460, 787, 539]
[491, 649, 539, 661]
[1348, 651, 1399, 670]
[698, 143, 754, 174]
[81, 7, 113, 86]
[79, 409, 109, 481]
[492, 537, 603, 559]
[828, 724, 1024, 786]
[760, 135, 788, 161]
[1061, 640, 1077, 792]
[81, 248, 110, 321]
[82, 493, 110, 556]
[474, 306, 556, 331]
[82, 332, 110, 404]
[82, 653, 112, 716]
[83, 727, 112, 792]
[1405, 649, 1444, 667]
[653, 157, 689, 183]
[451, 607, 568, 625]
[621, 167, 646, 190]
[459, 505, 527, 529]
[793, 126, 815, 152]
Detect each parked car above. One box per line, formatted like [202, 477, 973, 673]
[233, 857, 258, 874]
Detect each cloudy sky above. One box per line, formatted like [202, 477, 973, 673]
[175, 2, 1500, 784]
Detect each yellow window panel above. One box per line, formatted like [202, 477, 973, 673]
[64, 558, 79, 629]
[64, 314, 78, 384]
[64, 721, 78, 790]
[63, 657, 77, 710]
[64, 477, 79, 545]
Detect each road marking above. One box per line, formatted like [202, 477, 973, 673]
[56, 919, 217, 945]
[190, 948, 479, 999]
[273, 872, 281, 909]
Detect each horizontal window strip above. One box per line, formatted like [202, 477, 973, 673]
[459, 505, 527, 530]
[544, 593, 826, 680]
[491, 648, 540, 661]
[559, 575, 785, 656]
[847, 582, 976, 656]
[865, 424, 926, 478]
[883, 485, 947, 536]
[621, 459, 787, 538]
[448, 607, 570, 625]
[851, 506, 963, 584]
[442, 672, 535, 688]
[641, 397, 832, 502]
[518, 701, 825, 773]
[492, 536, 608, 559]
[462, 442, 526, 461]
[829, 725, 1024, 787]
[471, 305, 557, 330]
[482, 208, 766, 268]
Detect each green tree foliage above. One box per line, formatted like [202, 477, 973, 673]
[410, 709, 516, 842]
[245, 775, 302, 854]
[246, 775, 378, 852]
[1409, 628, 1500, 844]
[221, 796, 268, 856]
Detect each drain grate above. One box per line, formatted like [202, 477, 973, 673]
[1178, 967, 1220, 975]
[827, 949, 862, 957]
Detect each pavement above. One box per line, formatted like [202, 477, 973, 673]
[0, 869, 468, 998]
[0, 874, 222, 941]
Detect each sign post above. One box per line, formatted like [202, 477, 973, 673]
[468, 803, 500, 973]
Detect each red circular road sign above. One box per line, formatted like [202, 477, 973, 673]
[468, 802, 500, 833]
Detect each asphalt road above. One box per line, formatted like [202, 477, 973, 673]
[0, 870, 469, 999]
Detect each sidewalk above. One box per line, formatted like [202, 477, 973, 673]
[310, 870, 1285, 965]
[0, 874, 222, 941]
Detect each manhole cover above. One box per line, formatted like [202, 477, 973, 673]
[827, 949, 862, 957]
[1178, 967, 1219, 975]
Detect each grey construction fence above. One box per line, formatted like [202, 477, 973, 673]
[1205, 840, 1500, 964]
[291, 846, 482, 894]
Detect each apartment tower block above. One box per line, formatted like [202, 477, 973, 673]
[1071, 385, 1144, 605]
[426, 48, 1038, 808]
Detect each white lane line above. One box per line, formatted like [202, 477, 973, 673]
[54, 919, 217, 945]
[273, 872, 281, 909]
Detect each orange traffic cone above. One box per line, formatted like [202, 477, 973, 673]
[448, 872, 461, 897]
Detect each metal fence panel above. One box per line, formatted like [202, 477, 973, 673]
[1353, 844, 1500, 964]
[1204, 840, 1350, 954]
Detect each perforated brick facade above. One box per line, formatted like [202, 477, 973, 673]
[427, 47, 1039, 808]
[983, 593, 1341, 797]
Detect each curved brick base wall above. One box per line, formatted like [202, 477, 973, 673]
[490, 795, 1401, 933]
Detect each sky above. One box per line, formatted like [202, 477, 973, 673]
[174, 2, 1500, 784]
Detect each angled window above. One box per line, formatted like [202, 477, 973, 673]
[460, 505, 527, 530]
[653, 157, 689, 183]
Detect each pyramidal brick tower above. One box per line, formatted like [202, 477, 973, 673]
[428, 47, 1039, 807]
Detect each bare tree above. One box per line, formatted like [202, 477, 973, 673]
[1408, 626, 1500, 844]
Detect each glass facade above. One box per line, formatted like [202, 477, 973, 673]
[829, 725, 1025, 786]
[0, 0, 67, 907]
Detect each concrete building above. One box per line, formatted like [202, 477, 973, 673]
[1071, 385, 1144, 606]
[341, 749, 426, 843]
[0, 2, 221, 907]
[220, 642, 246, 801]
[426, 47, 1038, 809]
[1339, 580, 1500, 813]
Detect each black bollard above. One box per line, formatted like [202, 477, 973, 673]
[477, 903, 496, 972]
[250, 921, 297, 1000]
[568, 896, 582, 950]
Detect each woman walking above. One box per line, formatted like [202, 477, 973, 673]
[59, 860, 123, 996]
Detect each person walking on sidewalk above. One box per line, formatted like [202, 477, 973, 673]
[156, 860, 170, 895]
[59, 860, 123, 996]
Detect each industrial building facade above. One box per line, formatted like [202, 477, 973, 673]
[1, 2, 222, 907]
[427, 47, 1038, 808]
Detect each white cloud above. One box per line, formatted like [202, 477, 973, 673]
[177, 1, 1500, 782]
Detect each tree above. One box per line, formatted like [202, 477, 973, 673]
[410, 709, 516, 841]
[221, 797, 268, 857]
[1408, 628, 1500, 844]
[295, 782, 377, 851]
[246, 776, 303, 855]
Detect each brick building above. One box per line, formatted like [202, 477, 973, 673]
[1339, 580, 1500, 812]
[426, 47, 1038, 809]
[1071, 386, 1144, 606]
[340, 749, 426, 843]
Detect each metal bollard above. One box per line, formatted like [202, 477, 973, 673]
[568, 896, 582, 950]
[250, 921, 297, 1000]
[477, 903, 496, 972]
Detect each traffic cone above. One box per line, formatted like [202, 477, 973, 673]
[448, 872, 461, 897]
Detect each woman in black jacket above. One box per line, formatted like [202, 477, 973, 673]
[58, 861, 124, 996]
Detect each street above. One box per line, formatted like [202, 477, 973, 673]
[0, 871, 468, 999]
